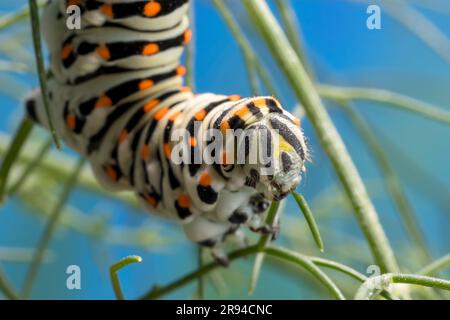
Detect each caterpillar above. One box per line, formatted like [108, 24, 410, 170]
[25, 0, 308, 264]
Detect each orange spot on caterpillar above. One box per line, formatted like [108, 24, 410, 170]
[169, 111, 182, 121]
[220, 121, 230, 134]
[176, 66, 187, 76]
[234, 106, 249, 118]
[139, 79, 154, 91]
[142, 43, 160, 56]
[96, 45, 111, 60]
[199, 172, 212, 187]
[100, 4, 113, 18]
[163, 143, 171, 158]
[154, 107, 169, 121]
[118, 130, 128, 144]
[141, 144, 150, 160]
[183, 29, 193, 44]
[221, 152, 231, 165]
[253, 98, 267, 108]
[62, 44, 73, 60]
[106, 166, 118, 181]
[228, 95, 241, 101]
[67, 0, 80, 7]
[144, 2, 162, 17]
[189, 137, 197, 147]
[66, 114, 76, 130]
[145, 195, 157, 207]
[95, 95, 112, 108]
[180, 87, 191, 93]
[194, 109, 206, 121]
[293, 117, 301, 127]
[177, 194, 190, 209]
[143, 99, 160, 113]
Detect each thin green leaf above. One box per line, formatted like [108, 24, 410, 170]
[0, 117, 33, 204]
[419, 253, 450, 276]
[8, 137, 53, 196]
[292, 192, 324, 252]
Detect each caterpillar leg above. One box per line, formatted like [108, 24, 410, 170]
[182, 215, 249, 266]
[216, 190, 277, 237]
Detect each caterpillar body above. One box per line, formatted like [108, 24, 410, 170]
[26, 0, 308, 263]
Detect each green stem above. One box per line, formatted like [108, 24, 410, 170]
[309, 257, 366, 283]
[318, 84, 450, 126]
[212, 0, 261, 96]
[110, 255, 142, 300]
[196, 247, 205, 299]
[418, 253, 450, 276]
[141, 245, 346, 300]
[21, 158, 85, 298]
[243, 0, 399, 273]
[258, 201, 280, 248]
[0, 267, 19, 300]
[338, 102, 430, 263]
[273, 0, 313, 77]
[292, 192, 324, 252]
[0, 117, 34, 204]
[212, 0, 278, 96]
[28, 0, 61, 149]
[265, 246, 345, 299]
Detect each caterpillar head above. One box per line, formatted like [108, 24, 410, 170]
[240, 112, 308, 201]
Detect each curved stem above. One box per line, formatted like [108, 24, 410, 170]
[265, 246, 345, 300]
[355, 273, 450, 300]
[110, 255, 142, 300]
[141, 245, 348, 300]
